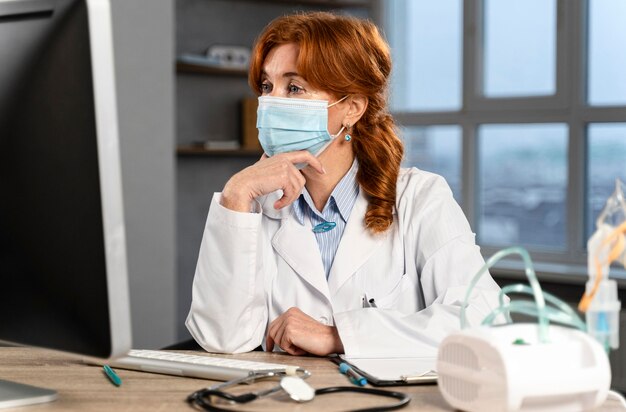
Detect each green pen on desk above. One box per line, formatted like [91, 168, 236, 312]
[103, 365, 122, 387]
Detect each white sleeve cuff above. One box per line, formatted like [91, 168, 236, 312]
[209, 193, 263, 229]
[333, 310, 362, 357]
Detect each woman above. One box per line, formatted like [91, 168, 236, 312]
[186, 12, 501, 358]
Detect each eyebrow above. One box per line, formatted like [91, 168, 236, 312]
[282, 71, 301, 78]
[260, 69, 304, 79]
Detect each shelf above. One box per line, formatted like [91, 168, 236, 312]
[176, 62, 248, 77]
[243, 0, 370, 7]
[177, 146, 263, 157]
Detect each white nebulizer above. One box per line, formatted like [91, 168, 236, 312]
[579, 178, 626, 351]
[438, 247, 611, 412]
[437, 179, 626, 412]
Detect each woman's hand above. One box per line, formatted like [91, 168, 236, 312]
[220, 151, 325, 212]
[266, 307, 344, 356]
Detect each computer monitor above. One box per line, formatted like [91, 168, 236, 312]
[0, 0, 131, 407]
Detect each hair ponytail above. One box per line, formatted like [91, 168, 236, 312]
[353, 112, 403, 233]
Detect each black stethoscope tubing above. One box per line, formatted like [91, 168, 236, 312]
[188, 385, 411, 412]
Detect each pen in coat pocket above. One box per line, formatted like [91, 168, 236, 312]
[362, 293, 377, 308]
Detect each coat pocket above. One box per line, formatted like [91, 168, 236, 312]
[371, 274, 417, 311]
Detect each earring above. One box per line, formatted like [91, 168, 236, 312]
[344, 124, 352, 142]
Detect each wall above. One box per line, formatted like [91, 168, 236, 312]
[110, 0, 177, 348]
[175, 0, 370, 340]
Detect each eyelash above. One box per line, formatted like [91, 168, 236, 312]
[259, 80, 271, 94]
[288, 83, 303, 94]
[259, 81, 304, 95]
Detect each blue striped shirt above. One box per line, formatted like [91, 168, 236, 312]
[293, 160, 359, 279]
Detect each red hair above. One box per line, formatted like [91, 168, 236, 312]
[249, 12, 403, 233]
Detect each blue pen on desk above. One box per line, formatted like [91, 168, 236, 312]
[339, 362, 367, 386]
[103, 365, 122, 387]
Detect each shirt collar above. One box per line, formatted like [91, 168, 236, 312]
[292, 160, 359, 225]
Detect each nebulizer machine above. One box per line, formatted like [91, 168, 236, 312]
[580, 178, 626, 352]
[437, 179, 626, 412]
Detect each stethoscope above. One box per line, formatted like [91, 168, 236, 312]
[186, 368, 411, 412]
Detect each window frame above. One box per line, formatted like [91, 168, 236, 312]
[374, 0, 626, 273]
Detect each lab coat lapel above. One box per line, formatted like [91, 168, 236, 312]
[271, 212, 330, 302]
[328, 190, 387, 294]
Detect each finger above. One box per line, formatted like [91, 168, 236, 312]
[265, 335, 274, 352]
[277, 320, 308, 356]
[274, 313, 301, 354]
[292, 347, 307, 356]
[296, 172, 306, 188]
[273, 180, 303, 209]
[267, 315, 287, 349]
[267, 315, 284, 342]
[274, 192, 293, 210]
[282, 341, 307, 356]
[283, 173, 305, 204]
[272, 321, 288, 353]
[278, 330, 307, 356]
[283, 151, 325, 175]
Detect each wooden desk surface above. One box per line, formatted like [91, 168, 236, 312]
[0, 347, 620, 411]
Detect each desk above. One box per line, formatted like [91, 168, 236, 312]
[0, 347, 621, 411]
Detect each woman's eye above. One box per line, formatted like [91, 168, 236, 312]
[260, 82, 271, 94]
[288, 84, 303, 94]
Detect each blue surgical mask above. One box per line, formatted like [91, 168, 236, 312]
[256, 95, 347, 158]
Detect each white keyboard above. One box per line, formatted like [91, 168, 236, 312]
[106, 349, 297, 381]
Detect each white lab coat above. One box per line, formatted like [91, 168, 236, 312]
[186, 167, 502, 358]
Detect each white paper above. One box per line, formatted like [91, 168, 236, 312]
[340, 356, 437, 381]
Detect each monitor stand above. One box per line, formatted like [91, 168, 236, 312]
[0, 379, 57, 409]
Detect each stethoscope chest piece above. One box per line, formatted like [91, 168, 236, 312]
[279, 376, 315, 402]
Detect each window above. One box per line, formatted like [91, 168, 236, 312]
[386, 0, 462, 111]
[483, 0, 557, 97]
[588, 0, 626, 106]
[383, 1, 626, 270]
[478, 124, 568, 248]
[401, 125, 462, 201]
[587, 123, 626, 236]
